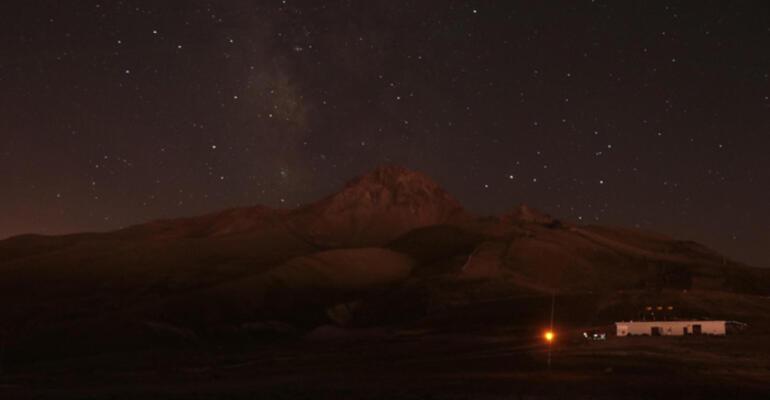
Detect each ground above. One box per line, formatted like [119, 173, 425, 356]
[3, 328, 770, 399]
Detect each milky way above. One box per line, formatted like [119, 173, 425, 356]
[1, 1, 768, 266]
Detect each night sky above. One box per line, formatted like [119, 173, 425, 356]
[1, 1, 768, 267]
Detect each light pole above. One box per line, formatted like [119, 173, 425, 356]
[545, 290, 556, 369]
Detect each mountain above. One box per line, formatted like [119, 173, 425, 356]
[501, 204, 559, 226]
[0, 166, 768, 365]
[287, 165, 470, 247]
[116, 165, 469, 247]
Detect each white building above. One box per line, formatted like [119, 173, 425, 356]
[615, 320, 726, 336]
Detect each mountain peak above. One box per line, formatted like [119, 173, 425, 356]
[333, 165, 464, 212]
[502, 204, 558, 225]
[290, 166, 470, 246]
[343, 165, 443, 191]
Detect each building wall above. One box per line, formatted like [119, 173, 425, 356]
[615, 321, 726, 336]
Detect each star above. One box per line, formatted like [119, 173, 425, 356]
[0, 0, 766, 268]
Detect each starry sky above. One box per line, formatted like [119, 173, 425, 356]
[1, 1, 769, 267]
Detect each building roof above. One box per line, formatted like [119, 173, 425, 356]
[615, 320, 726, 324]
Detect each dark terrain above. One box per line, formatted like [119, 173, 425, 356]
[1, 166, 769, 399]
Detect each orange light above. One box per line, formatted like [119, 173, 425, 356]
[544, 330, 555, 342]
